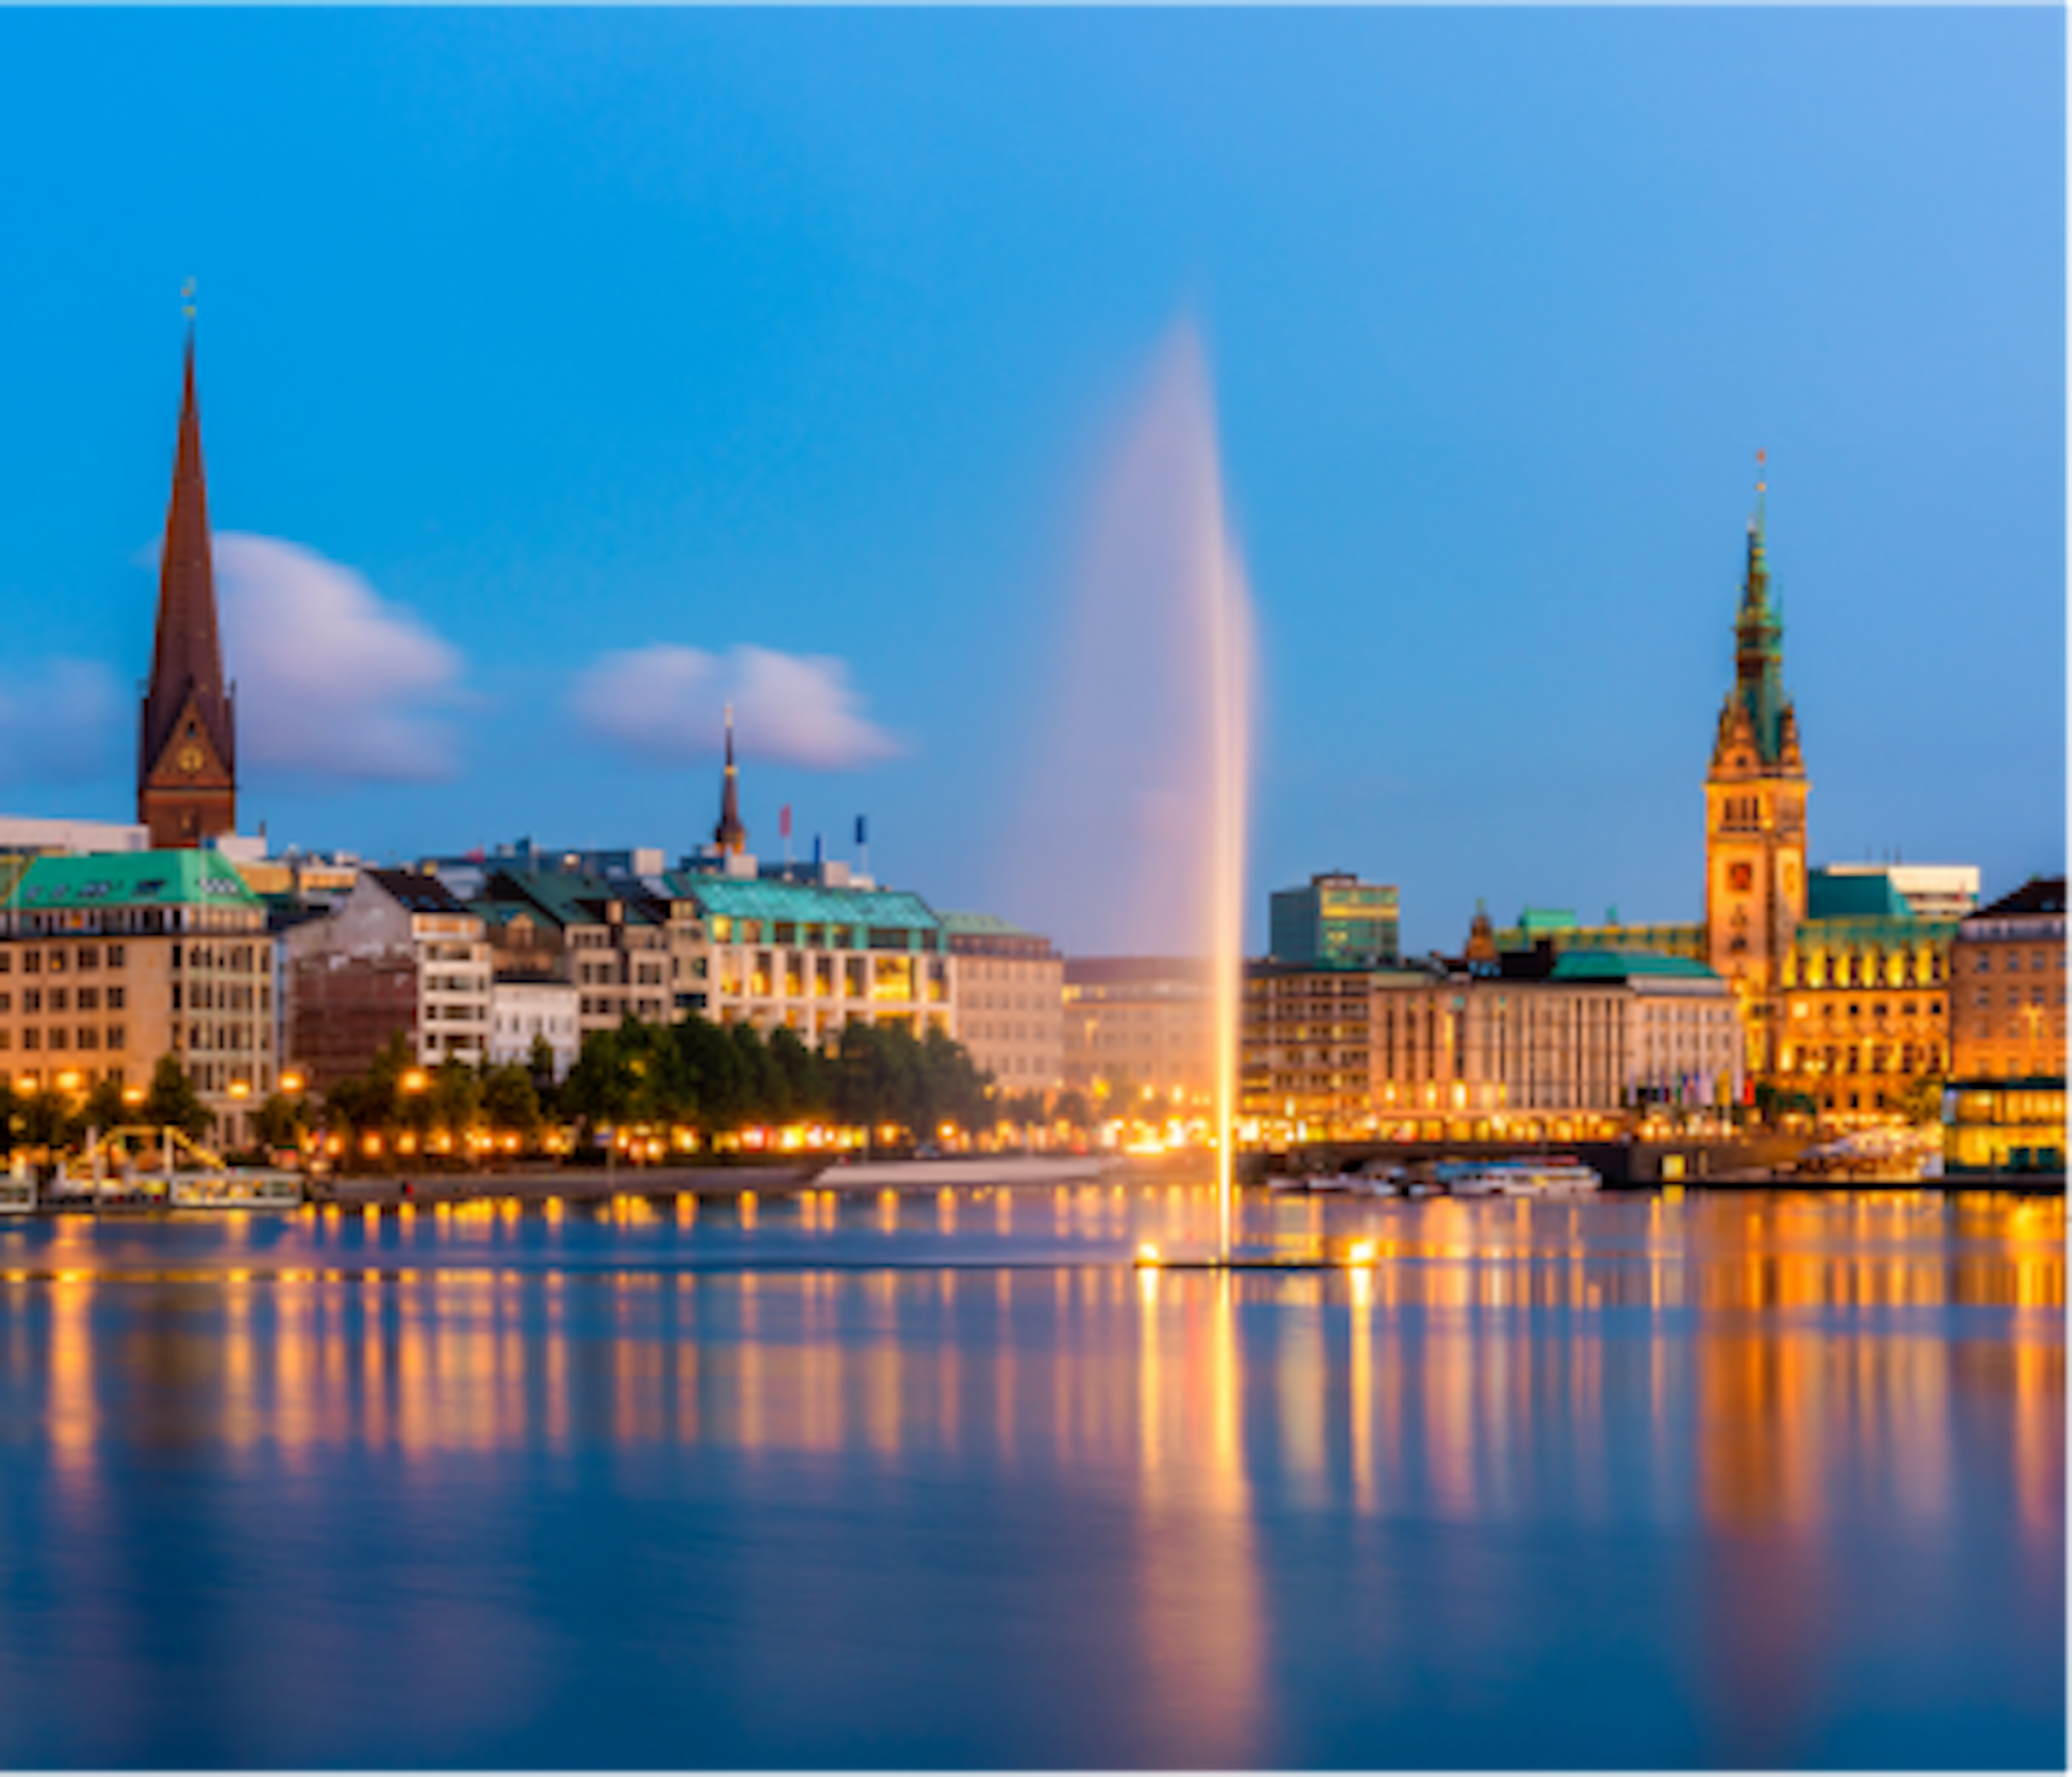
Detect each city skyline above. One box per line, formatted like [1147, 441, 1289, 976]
[0, 9, 2060, 955]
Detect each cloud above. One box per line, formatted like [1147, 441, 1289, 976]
[0, 658, 125, 786]
[570, 642, 900, 771]
[214, 533, 466, 784]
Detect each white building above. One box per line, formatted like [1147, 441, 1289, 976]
[488, 977, 581, 1080]
[939, 911, 1064, 1095]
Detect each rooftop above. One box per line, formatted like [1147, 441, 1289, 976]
[1547, 949, 1721, 982]
[665, 872, 940, 932]
[1971, 876, 2067, 921]
[6, 849, 264, 913]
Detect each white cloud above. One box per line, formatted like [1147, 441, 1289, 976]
[0, 658, 124, 786]
[214, 533, 466, 784]
[571, 642, 900, 771]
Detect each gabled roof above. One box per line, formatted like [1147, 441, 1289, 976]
[367, 869, 467, 915]
[481, 868, 665, 931]
[1972, 876, 2067, 920]
[7, 848, 262, 913]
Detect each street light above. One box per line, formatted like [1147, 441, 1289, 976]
[280, 1070, 306, 1097]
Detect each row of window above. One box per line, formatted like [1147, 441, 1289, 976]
[1966, 949, 2063, 973]
[0, 944, 130, 975]
[0, 1026, 125, 1052]
[0, 986, 126, 1014]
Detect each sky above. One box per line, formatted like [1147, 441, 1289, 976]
[0, 8, 2061, 955]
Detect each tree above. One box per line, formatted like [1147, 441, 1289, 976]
[768, 1026, 829, 1124]
[1896, 1072, 1947, 1128]
[252, 1091, 310, 1150]
[482, 1065, 542, 1143]
[1055, 1089, 1093, 1131]
[142, 1055, 212, 1141]
[429, 1057, 484, 1142]
[79, 1075, 128, 1137]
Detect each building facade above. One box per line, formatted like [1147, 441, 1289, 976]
[471, 871, 672, 1040]
[1771, 868, 1956, 1122]
[939, 911, 1064, 1097]
[487, 978, 582, 1080]
[138, 335, 238, 850]
[0, 850, 276, 1141]
[1241, 950, 1743, 1140]
[1269, 873, 1400, 969]
[1062, 957, 1217, 1113]
[670, 873, 952, 1043]
[1948, 877, 2067, 1082]
[284, 870, 492, 1089]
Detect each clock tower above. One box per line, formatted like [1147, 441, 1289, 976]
[138, 329, 237, 849]
[1705, 461, 1807, 1073]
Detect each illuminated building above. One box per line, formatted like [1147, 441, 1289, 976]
[1269, 872, 1399, 968]
[938, 911, 1063, 1095]
[1063, 957, 1216, 1113]
[472, 869, 672, 1041]
[0, 849, 276, 1141]
[1774, 868, 1955, 1122]
[1948, 877, 2066, 1081]
[1495, 907, 1706, 962]
[665, 873, 952, 1043]
[1241, 948, 1742, 1140]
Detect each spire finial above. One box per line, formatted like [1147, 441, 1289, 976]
[181, 276, 197, 325]
[1752, 447, 1768, 538]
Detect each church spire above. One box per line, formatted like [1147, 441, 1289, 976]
[139, 299, 237, 848]
[713, 703, 747, 855]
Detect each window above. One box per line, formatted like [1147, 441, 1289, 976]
[22, 952, 38, 976]
[106, 1027, 124, 1052]
[46, 1028, 65, 1051]
[23, 989, 39, 1014]
[77, 947, 97, 970]
[22, 1030, 38, 1051]
[107, 944, 125, 968]
[76, 1029, 97, 1052]
[45, 949, 64, 974]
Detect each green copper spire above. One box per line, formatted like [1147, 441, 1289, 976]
[1733, 450, 1788, 764]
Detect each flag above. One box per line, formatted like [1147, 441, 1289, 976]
[779, 805, 793, 839]
[855, 815, 868, 846]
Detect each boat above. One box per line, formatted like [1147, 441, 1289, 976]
[0, 1172, 35, 1215]
[1435, 1157, 1602, 1198]
[167, 1172, 305, 1210]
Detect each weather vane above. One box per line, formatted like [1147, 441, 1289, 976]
[181, 276, 196, 323]
[1756, 446, 1767, 497]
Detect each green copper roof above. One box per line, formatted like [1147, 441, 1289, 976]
[1549, 949, 1720, 982]
[665, 873, 940, 934]
[7, 849, 263, 913]
[1807, 869, 1912, 921]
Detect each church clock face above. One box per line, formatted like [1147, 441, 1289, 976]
[177, 744, 205, 774]
[1728, 861, 1754, 893]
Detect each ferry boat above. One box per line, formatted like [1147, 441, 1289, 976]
[1436, 1158, 1603, 1198]
[167, 1172, 305, 1211]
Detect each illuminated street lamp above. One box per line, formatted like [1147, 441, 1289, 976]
[280, 1070, 306, 1097]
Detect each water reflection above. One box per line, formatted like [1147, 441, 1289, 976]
[0, 1190, 2058, 1767]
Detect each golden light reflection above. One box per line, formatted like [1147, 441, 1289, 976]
[0, 1194, 2054, 1637]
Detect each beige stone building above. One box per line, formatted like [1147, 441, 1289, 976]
[939, 911, 1063, 1096]
[1242, 951, 1744, 1141]
[0, 849, 276, 1142]
[1063, 957, 1216, 1113]
[1948, 878, 2066, 1083]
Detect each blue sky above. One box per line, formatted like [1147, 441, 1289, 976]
[0, 8, 2060, 954]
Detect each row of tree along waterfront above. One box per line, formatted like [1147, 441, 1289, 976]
[1, 1016, 1096, 1167]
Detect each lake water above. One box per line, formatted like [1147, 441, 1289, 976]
[0, 1184, 2059, 1768]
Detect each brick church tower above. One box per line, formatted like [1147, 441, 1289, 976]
[138, 329, 237, 849]
[1705, 459, 1808, 1074]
